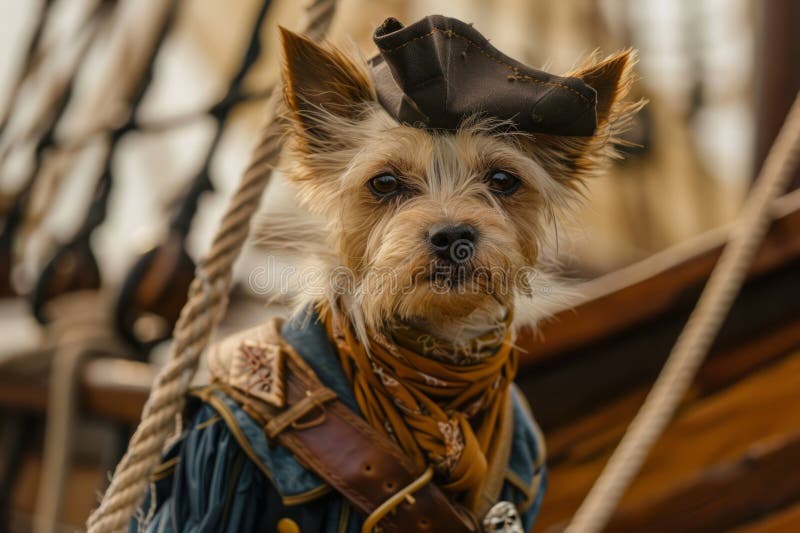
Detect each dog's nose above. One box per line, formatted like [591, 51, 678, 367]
[428, 223, 477, 263]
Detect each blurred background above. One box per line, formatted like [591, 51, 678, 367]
[0, 0, 763, 285]
[0, 0, 798, 532]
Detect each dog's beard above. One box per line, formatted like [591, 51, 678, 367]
[427, 261, 472, 289]
[356, 250, 524, 335]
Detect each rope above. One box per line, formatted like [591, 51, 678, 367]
[85, 2, 336, 530]
[35, 291, 126, 533]
[565, 92, 800, 533]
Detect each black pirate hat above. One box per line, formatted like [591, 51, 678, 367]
[369, 15, 598, 136]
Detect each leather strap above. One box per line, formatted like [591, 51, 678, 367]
[226, 338, 480, 533]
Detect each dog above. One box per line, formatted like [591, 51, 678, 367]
[135, 15, 640, 533]
[264, 24, 639, 354]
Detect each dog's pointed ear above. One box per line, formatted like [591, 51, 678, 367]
[570, 49, 634, 126]
[531, 50, 643, 186]
[280, 27, 374, 150]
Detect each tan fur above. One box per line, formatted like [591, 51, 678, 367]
[528, 50, 646, 191]
[262, 30, 641, 349]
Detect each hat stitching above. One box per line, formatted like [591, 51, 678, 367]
[378, 27, 593, 106]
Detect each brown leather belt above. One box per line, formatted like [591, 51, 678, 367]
[226, 339, 480, 533]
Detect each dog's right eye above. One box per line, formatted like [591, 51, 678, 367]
[486, 170, 521, 195]
[368, 173, 401, 197]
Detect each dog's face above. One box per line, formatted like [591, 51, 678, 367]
[279, 29, 638, 331]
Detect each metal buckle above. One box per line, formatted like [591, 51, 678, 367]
[361, 467, 434, 533]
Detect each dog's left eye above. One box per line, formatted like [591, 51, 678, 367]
[486, 170, 521, 195]
[368, 173, 401, 197]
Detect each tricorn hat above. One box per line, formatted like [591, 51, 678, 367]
[369, 15, 599, 136]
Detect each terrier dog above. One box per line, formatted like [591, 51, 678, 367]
[263, 29, 639, 354]
[135, 15, 641, 533]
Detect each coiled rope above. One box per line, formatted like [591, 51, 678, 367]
[86, 1, 336, 530]
[566, 92, 800, 533]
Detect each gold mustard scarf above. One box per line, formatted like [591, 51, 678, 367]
[325, 311, 518, 512]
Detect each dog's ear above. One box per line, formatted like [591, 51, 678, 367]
[280, 27, 374, 152]
[531, 49, 643, 186]
[571, 50, 634, 126]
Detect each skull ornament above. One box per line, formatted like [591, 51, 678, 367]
[483, 501, 524, 533]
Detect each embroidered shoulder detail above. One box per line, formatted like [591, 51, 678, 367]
[234, 340, 285, 407]
[207, 318, 286, 408]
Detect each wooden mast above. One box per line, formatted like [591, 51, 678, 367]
[754, 0, 800, 190]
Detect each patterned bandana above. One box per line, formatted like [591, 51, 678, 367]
[325, 309, 517, 512]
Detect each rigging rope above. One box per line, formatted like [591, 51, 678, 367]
[566, 92, 800, 533]
[85, 0, 336, 530]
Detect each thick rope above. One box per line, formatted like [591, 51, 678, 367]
[566, 92, 800, 533]
[86, 2, 336, 530]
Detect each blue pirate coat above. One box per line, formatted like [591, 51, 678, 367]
[132, 313, 546, 533]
